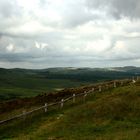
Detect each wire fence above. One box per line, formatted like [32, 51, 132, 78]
[0, 78, 138, 125]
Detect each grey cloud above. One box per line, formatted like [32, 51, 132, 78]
[0, 51, 140, 68]
[62, 4, 97, 27]
[109, 0, 140, 19]
[0, 53, 34, 62]
[0, 0, 21, 18]
[86, 0, 140, 19]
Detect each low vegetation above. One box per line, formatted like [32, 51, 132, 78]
[0, 80, 140, 139]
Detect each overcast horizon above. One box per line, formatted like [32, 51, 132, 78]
[0, 0, 140, 69]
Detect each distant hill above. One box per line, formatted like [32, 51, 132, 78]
[0, 66, 140, 101]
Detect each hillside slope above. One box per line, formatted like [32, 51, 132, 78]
[0, 66, 139, 101]
[0, 80, 140, 139]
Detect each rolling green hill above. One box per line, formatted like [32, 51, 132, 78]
[0, 66, 140, 101]
[0, 80, 140, 139]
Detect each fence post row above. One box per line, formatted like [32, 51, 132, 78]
[0, 79, 135, 125]
[61, 99, 64, 108]
[44, 103, 47, 112]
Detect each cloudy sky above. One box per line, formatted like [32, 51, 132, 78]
[0, 0, 140, 68]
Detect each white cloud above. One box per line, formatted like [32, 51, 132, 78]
[0, 0, 140, 68]
[111, 41, 131, 57]
[85, 37, 111, 53]
[3, 20, 55, 37]
[6, 43, 14, 52]
[35, 41, 48, 50]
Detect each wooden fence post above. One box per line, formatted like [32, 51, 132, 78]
[44, 103, 47, 112]
[73, 94, 75, 103]
[132, 76, 135, 82]
[132, 76, 136, 83]
[61, 99, 64, 108]
[22, 110, 26, 120]
[99, 86, 102, 92]
[137, 76, 139, 81]
[92, 88, 94, 92]
[113, 81, 116, 88]
[121, 81, 123, 86]
[83, 93, 87, 102]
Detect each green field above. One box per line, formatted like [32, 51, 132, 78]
[0, 80, 140, 139]
[0, 67, 139, 101]
[0, 68, 90, 101]
[0, 77, 89, 101]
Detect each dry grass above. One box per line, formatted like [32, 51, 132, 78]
[0, 80, 140, 140]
